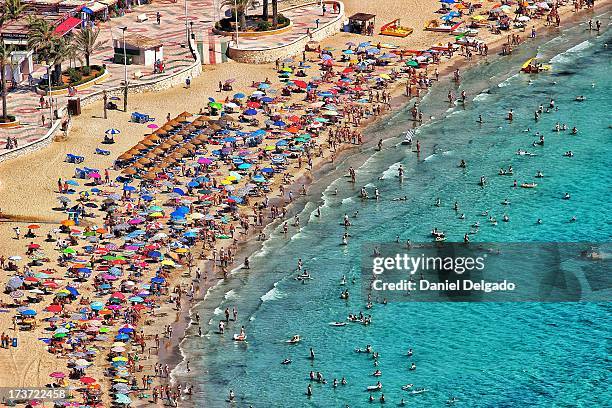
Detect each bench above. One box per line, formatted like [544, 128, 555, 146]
[137, 13, 148, 23]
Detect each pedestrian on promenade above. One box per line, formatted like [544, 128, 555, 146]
[157, 12, 161, 25]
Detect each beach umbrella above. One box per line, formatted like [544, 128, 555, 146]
[105, 128, 121, 135]
[50, 372, 65, 378]
[21, 309, 37, 316]
[80, 377, 96, 384]
[9, 290, 24, 299]
[233, 92, 245, 99]
[46, 304, 62, 313]
[244, 108, 258, 116]
[115, 394, 131, 404]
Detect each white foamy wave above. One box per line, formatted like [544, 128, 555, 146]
[423, 154, 436, 162]
[260, 284, 285, 302]
[473, 92, 491, 102]
[224, 289, 237, 300]
[550, 40, 591, 64]
[213, 307, 223, 315]
[341, 197, 355, 205]
[498, 74, 518, 88]
[380, 162, 402, 179]
[364, 182, 376, 188]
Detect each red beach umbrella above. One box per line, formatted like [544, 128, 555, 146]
[46, 304, 62, 313]
[80, 377, 96, 384]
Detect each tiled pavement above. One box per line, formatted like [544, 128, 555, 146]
[1, 0, 339, 152]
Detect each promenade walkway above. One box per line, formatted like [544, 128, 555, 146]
[0, 0, 339, 157]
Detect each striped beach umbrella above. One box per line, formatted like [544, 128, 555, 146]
[105, 128, 121, 135]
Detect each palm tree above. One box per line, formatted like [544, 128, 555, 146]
[73, 27, 106, 68]
[48, 37, 72, 86]
[262, 0, 269, 20]
[0, 40, 15, 121]
[27, 17, 56, 64]
[221, 0, 251, 30]
[65, 41, 82, 69]
[1, 0, 29, 25]
[272, 0, 278, 28]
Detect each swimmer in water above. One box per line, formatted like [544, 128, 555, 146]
[537, 218, 542, 225]
[392, 196, 408, 201]
[435, 197, 441, 207]
[563, 192, 571, 200]
[459, 213, 465, 219]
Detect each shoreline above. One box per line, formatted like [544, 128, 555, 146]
[165, 1, 612, 398]
[0, 0, 609, 406]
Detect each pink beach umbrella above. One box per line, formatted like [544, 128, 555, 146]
[50, 372, 65, 378]
[147, 124, 159, 129]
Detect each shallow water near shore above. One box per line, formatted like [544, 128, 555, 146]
[175, 18, 611, 407]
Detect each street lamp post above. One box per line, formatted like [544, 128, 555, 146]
[184, 0, 189, 46]
[121, 27, 128, 112]
[46, 65, 54, 127]
[234, 0, 239, 47]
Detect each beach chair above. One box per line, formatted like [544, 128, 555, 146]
[74, 168, 87, 179]
[96, 148, 111, 155]
[66, 154, 85, 164]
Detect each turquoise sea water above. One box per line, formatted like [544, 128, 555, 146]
[176, 18, 611, 407]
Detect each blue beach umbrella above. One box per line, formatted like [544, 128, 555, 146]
[244, 108, 258, 116]
[233, 92, 245, 99]
[105, 128, 120, 135]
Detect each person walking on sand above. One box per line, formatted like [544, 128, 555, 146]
[156, 11, 161, 25]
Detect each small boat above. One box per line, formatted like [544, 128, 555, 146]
[329, 321, 347, 327]
[521, 183, 537, 188]
[233, 333, 247, 341]
[520, 58, 551, 74]
[372, 370, 382, 377]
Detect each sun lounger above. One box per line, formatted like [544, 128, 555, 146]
[66, 154, 85, 164]
[131, 112, 150, 123]
[74, 168, 88, 179]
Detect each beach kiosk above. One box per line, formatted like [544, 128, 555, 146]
[113, 34, 163, 66]
[348, 13, 376, 35]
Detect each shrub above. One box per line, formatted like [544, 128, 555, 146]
[82, 66, 91, 76]
[257, 21, 271, 31]
[67, 68, 82, 83]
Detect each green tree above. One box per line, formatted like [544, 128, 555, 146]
[221, 0, 251, 30]
[0, 40, 15, 121]
[27, 17, 56, 64]
[1, 0, 29, 25]
[73, 27, 106, 68]
[47, 37, 72, 86]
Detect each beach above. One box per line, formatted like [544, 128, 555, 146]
[0, 0, 610, 406]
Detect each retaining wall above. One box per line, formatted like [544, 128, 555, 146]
[227, 1, 345, 64]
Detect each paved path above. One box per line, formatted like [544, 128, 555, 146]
[1, 0, 340, 154]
